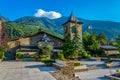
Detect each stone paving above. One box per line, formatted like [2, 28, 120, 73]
[75, 60, 120, 80]
[0, 61, 56, 80]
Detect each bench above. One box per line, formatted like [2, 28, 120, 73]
[52, 60, 66, 70]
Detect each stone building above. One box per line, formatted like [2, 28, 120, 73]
[5, 13, 83, 60]
[100, 45, 118, 55]
[7, 32, 63, 60]
[62, 13, 83, 41]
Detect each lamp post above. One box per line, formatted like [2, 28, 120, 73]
[87, 25, 93, 34]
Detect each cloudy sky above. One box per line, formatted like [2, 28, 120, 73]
[0, 0, 120, 22]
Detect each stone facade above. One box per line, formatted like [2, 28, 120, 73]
[17, 51, 38, 57]
[63, 13, 83, 42]
[7, 32, 63, 60]
[9, 32, 63, 47]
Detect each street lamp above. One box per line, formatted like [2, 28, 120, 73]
[87, 25, 93, 34]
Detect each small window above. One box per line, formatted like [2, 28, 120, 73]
[72, 27, 76, 33]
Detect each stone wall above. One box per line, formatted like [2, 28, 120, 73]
[38, 42, 54, 49]
[61, 62, 75, 78]
[17, 51, 38, 57]
[63, 22, 82, 42]
[9, 33, 63, 47]
[105, 50, 118, 55]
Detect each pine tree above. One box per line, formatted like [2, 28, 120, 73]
[72, 23, 83, 58]
[62, 33, 74, 58]
[116, 35, 120, 53]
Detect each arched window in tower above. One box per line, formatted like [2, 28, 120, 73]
[72, 27, 76, 33]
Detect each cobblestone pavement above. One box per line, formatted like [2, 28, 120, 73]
[0, 61, 56, 80]
[75, 60, 119, 80]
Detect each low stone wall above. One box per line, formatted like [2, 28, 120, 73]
[105, 74, 120, 80]
[53, 61, 75, 78]
[74, 65, 88, 72]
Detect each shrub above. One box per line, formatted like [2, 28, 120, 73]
[116, 69, 120, 73]
[0, 51, 4, 59]
[42, 45, 52, 58]
[58, 52, 65, 60]
[74, 62, 81, 66]
[105, 59, 112, 63]
[0, 49, 5, 59]
[16, 52, 23, 59]
[78, 51, 91, 59]
[34, 56, 39, 61]
[42, 59, 55, 64]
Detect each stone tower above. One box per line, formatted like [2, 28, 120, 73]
[62, 13, 83, 41]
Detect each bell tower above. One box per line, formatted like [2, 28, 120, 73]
[62, 13, 83, 41]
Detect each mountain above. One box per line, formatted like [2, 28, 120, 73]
[1, 15, 120, 40]
[0, 16, 9, 22]
[14, 16, 120, 40]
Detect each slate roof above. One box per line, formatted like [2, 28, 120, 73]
[62, 13, 83, 25]
[100, 45, 117, 50]
[18, 45, 39, 51]
[68, 13, 79, 22]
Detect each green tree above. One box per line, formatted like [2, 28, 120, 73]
[42, 45, 52, 58]
[116, 35, 120, 53]
[72, 24, 83, 58]
[109, 38, 115, 45]
[83, 32, 100, 55]
[62, 33, 74, 58]
[97, 33, 106, 45]
[83, 31, 91, 51]
[88, 33, 100, 54]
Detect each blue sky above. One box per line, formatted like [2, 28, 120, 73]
[0, 0, 120, 22]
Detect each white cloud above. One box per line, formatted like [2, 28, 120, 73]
[34, 9, 62, 19]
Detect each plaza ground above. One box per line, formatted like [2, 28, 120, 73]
[0, 61, 56, 80]
[75, 60, 119, 80]
[0, 60, 120, 80]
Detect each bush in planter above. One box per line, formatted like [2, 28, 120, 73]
[78, 50, 91, 59]
[16, 52, 23, 59]
[34, 56, 40, 61]
[0, 51, 4, 59]
[58, 52, 65, 60]
[105, 59, 112, 64]
[115, 69, 120, 77]
[42, 59, 55, 66]
[74, 62, 81, 67]
[0, 49, 5, 61]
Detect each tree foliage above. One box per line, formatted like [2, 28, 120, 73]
[97, 32, 106, 45]
[72, 23, 83, 58]
[63, 23, 83, 58]
[62, 33, 74, 58]
[83, 32, 100, 55]
[116, 35, 120, 53]
[109, 38, 115, 45]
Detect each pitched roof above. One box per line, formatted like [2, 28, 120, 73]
[62, 13, 83, 25]
[39, 33, 51, 42]
[10, 31, 63, 41]
[100, 45, 117, 50]
[18, 45, 39, 51]
[68, 12, 79, 22]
